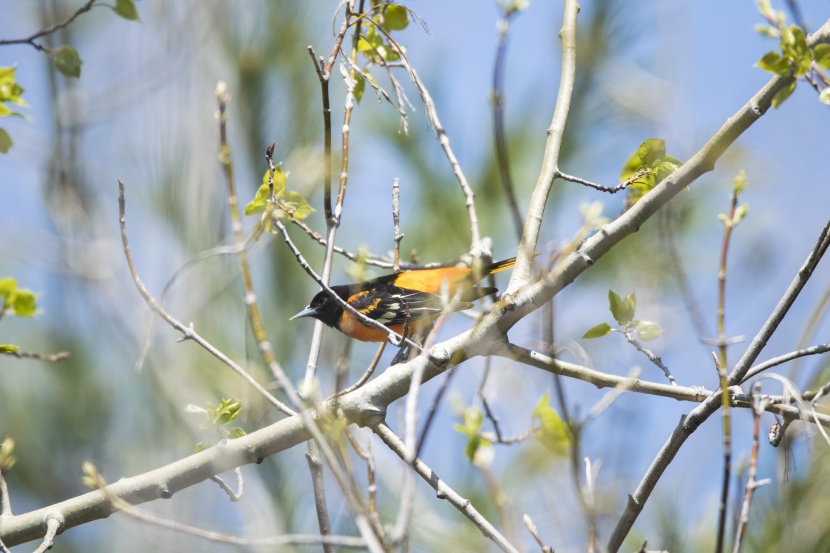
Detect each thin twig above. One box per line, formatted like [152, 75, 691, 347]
[732, 383, 768, 553]
[216, 84, 289, 391]
[290, 217, 435, 270]
[717, 181, 743, 375]
[507, 0, 579, 291]
[120, 179, 382, 550]
[620, 328, 677, 385]
[788, 282, 830, 379]
[523, 513, 554, 553]
[373, 422, 520, 553]
[0, 470, 10, 517]
[272, 217, 421, 350]
[136, 238, 253, 372]
[336, 342, 387, 397]
[118, 180, 295, 417]
[605, 216, 830, 553]
[556, 169, 651, 194]
[713, 351, 731, 553]
[744, 342, 830, 381]
[498, 344, 830, 428]
[208, 467, 243, 502]
[3, 350, 69, 362]
[392, 178, 404, 273]
[492, 6, 523, 240]
[32, 515, 61, 553]
[375, 28, 482, 254]
[414, 364, 457, 459]
[0, 0, 97, 50]
[306, 445, 335, 553]
[108, 483, 369, 549]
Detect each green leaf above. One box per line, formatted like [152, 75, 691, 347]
[754, 24, 778, 38]
[383, 5, 409, 31]
[609, 290, 635, 326]
[0, 344, 19, 353]
[357, 37, 374, 53]
[376, 44, 400, 62]
[619, 150, 644, 182]
[244, 185, 269, 215]
[0, 438, 15, 471]
[756, 51, 789, 75]
[113, 0, 140, 20]
[281, 191, 316, 221]
[732, 169, 747, 196]
[814, 44, 830, 70]
[0, 277, 16, 298]
[12, 289, 37, 316]
[771, 80, 796, 108]
[532, 393, 571, 457]
[464, 431, 488, 461]
[245, 165, 287, 215]
[227, 427, 246, 439]
[636, 320, 664, 342]
[354, 73, 365, 103]
[781, 26, 810, 76]
[194, 441, 211, 453]
[212, 398, 242, 426]
[582, 322, 612, 339]
[0, 128, 11, 153]
[453, 407, 489, 462]
[608, 290, 624, 324]
[637, 138, 666, 166]
[358, 28, 383, 56]
[733, 203, 749, 225]
[0, 67, 25, 106]
[654, 159, 679, 182]
[53, 45, 83, 78]
[820, 87, 830, 105]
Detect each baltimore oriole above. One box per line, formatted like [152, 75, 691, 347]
[290, 257, 517, 342]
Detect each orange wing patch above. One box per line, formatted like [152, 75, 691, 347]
[392, 267, 472, 295]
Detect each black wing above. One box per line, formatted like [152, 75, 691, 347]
[347, 284, 473, 327]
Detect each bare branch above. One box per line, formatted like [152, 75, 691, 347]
[556, 169, 651, 194]
[373, 422, 520, 553]
[507, 0, 579, 291]
[2, 350, 69, 362]
[0, 0, 97, 51]
[491, 6, 523, 240]
[620, 328, 677, 385]
[118, 180, 295, 417]
[744, 342, 830, 381]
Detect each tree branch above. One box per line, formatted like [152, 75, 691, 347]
[507, 0, 579, 292]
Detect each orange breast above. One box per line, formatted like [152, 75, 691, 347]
[337, 312, 405, 342]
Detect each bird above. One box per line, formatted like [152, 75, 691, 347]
[290, 257, 517, 342]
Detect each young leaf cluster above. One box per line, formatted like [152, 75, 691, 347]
[353, 2, 410, 103]
[0, 67, 28, 153]
[244, 163, 315, 239]
[189, 398, 247, 452]
[0, 437, 16, 471]
[619, 138, 681, 205]
[582, 290, 664, 342]
[532, 394, 571, 457]
[755, 2, 830, 107]
[453, 407, 490, 461]
[0, 277, 38, 318]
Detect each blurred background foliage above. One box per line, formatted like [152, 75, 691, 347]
[1, 1, 830, 552]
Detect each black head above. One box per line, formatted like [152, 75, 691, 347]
[290, 286, 350, 328]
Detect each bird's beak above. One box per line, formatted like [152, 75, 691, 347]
[290, 306, 319, 321]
